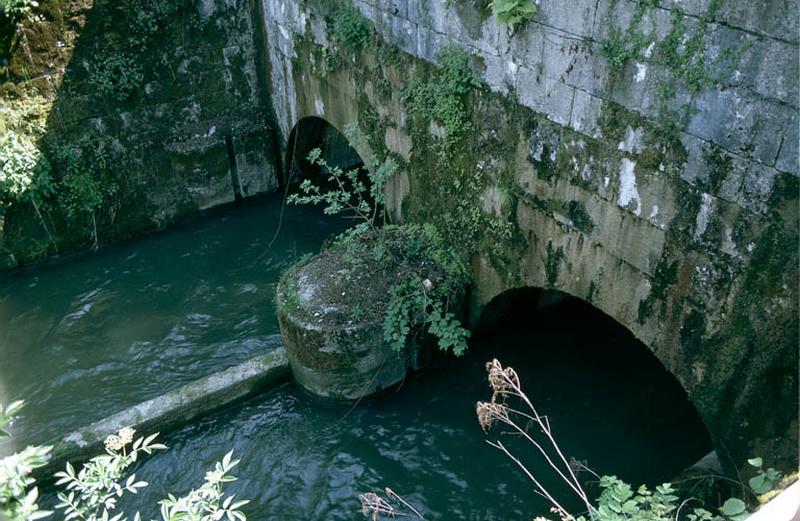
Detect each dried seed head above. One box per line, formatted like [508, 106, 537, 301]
[476, 401, 492, 431]
[359, 492, 395, 520]
[486, 358, 521, 400]
[476, 400, 509, 432]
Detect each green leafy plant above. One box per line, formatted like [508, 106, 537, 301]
[288, 124, 396, 237]
[89, 52, 144, 102]
[0, 131, 52, 204]
[331, 6, 371, 49]
[53, 138, 119, 249]
[489, 0, 536, 28]
[53, 431, 249, 521]
[159, 451, 249, 521]
[381, 227, 470, 356]
[0, 401, 52, 521]
[600, 26, 650, 76]
[0, 128, 55, 246]
[0, 401, 251, 521]
[745, 457, 782, 495]
[404, 44, 481, 148]
[55, 428, 166, 521]
[289, 146, 395, 232]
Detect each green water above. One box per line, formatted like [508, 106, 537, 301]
[0, 196, 348, 453]
[0, 196, 712, 519]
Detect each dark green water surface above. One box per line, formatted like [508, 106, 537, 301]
[0, 196, 712, 519]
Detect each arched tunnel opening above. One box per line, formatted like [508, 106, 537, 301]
[466, 287, 715, 488]
[282, 117, 367, 193]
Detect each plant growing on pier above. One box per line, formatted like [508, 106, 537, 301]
[287, 124, 471, 356]
[380, 225, 470, 355]
[288, 133, 395, 235]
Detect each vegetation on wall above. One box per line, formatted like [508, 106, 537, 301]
[331, 5, 371, 49]
[0, 0, 225, 264]
[53, 137, 120, 250]
[0, 100, 54, 249]
[88, 52, 144, 102]
[489, 0, 536, 28]
[599, 0, 743, 138]
[0, 129, 52, 206]
[404, 44, 482, 150]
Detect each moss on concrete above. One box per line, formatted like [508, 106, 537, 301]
[1, 0, 277, 270]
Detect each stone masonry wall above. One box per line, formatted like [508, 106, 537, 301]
[0, 0, 278, 267]
[261, 0, 798, 470]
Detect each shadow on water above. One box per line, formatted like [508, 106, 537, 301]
[470, 288, 714, 485]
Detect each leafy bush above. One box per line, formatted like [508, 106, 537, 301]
[489, 0, 537, 27]
[288, 123, 395, 232]
[0, 130, 52, 205]
[54, 139, 118, 220]
[54, 428, 166, 520]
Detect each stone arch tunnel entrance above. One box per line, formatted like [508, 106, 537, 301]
[470, 286, 715, 485]
[282, 116, 366, 192]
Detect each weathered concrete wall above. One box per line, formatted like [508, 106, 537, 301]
[0, 0, 278, 267]
[261, 0, 798, 470]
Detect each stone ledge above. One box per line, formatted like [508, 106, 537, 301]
[749, 481, 800, 521]
[36, 348, 290, 480]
